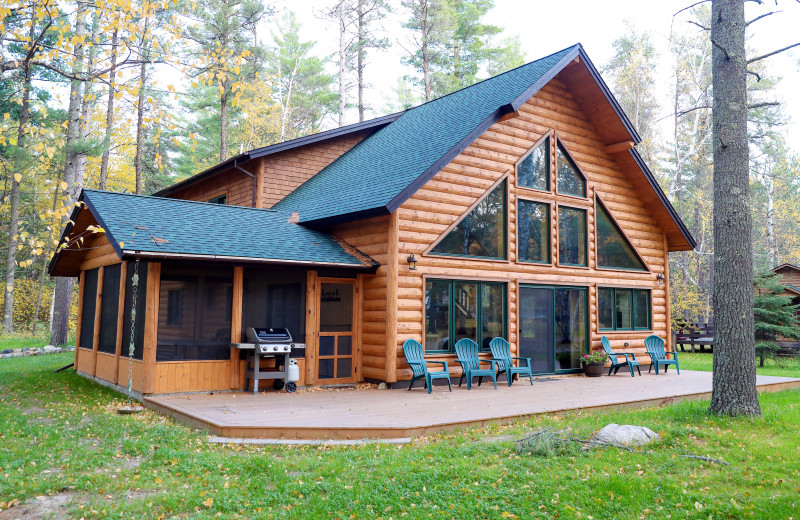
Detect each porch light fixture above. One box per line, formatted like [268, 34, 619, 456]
[656, 273, 665, 286]
[407, 254, 418, 270]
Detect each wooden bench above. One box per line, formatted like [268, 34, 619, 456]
[674, 328, 714, 353]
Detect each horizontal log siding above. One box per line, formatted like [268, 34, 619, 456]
[166, 167, 255, 206]
[330, 215, 390, 381]
[394, 78, 669, 380]
[261, 132, 369, 209]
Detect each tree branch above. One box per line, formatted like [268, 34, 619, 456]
[687, 20, 710, 31]
[747, 69, 762, 82]
[746, 11, 779, 26]
[711, 39, 730, 60]
[748, 101, 781, 110]
[748, 42, 800, 64]
[673, 0, 711, 18]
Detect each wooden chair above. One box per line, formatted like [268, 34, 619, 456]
[402, 339, 452, 394]
[454, 338, 498, 390]
[645, 335, 680, 375]
[488, 337, 534, 386]
[600, 336, 641, 377]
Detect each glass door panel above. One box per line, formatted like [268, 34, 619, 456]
[519, 285, 587, 374]
[317, 282, 356, 383]
[554, 288, 587, 371]
[518, 287, 554, 374]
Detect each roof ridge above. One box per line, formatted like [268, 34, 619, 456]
[84, 189, 286, 214]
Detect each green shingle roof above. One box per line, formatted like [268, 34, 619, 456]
[80, 190, 375, 268]
[273, 45, 582, 225]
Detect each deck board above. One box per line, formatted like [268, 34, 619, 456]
[144, 371, 800, 440]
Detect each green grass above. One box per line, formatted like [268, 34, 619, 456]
[1, 353, 799, 519]
[679, 350, 800, 378]
[0, 331, 56, 350]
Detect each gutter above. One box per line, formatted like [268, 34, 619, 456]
[121, 250, 379, 271]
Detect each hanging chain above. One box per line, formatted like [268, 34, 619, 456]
[127, 259, 140, 407]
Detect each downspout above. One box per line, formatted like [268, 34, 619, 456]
[233, 159, 257, 208]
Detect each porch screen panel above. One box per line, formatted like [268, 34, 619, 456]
[97, 264, 121, 354]
[79, 268, 99, 350]
[157, 264, 232, 361]
[425, 280, 450, 353]
[242, 267, 306, 345]
[121, 261, 148, 360]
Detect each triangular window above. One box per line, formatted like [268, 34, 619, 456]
[430, 180, 507, 259]
[596, 199, 646, 270]
[517, 136, 549, 191]
[556, 141, 586, 197]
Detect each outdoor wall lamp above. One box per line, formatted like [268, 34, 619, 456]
[656, 273, 665, 286]
[407, 254, 418, 270]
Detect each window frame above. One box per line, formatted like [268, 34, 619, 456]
[515, 131, 552, 193]
[516, 196, 552, 265]
[208, 193, 227, 205]
[555, 138, 587, 199]
[556, 204, 588, 268]
[426, 176, 509, 261]
[597, 287, 652, 332]
[594, 195, 649, 272]
[423, 278, 507, 355]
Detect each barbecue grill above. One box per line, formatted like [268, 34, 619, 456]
[231, 327, 301, 393]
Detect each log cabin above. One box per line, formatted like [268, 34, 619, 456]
[49, 44, 696, 395]
[769, 264, 800, 350]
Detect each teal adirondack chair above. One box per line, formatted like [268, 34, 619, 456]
[645, 335, 680, 375]
[489, 337, 534, 386]
[601, 336, 641, 377]
[454, 338, 498, 390]
[402, 339, 453, 393]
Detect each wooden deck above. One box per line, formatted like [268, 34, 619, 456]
[144, 371, 800, 440]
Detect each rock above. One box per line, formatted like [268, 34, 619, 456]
[590, 424, 661, 447]
[43, 345, 59, 353]
[24, 351, 35, 356]
[12, 352, 22, 357]
[1, 349, 11, 354]
[0, 354, 9, 359]
[378, 382, 387, 390]
[22, 347, 30, 352]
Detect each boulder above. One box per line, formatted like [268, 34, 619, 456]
[43, 345, 59, 353]
[1, 349, 11, 354]
[590, 424, 661, 447]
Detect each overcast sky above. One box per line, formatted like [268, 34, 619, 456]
[273, 0, 800, 153]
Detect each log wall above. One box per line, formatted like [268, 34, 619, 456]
[330, 215, 390, 381]
[392, 77, 669, 380]
[168, 166, 256, 206]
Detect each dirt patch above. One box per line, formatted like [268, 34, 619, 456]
[0, 492, 75, 520]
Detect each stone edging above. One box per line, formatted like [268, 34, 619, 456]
[0, 346, 75, 359]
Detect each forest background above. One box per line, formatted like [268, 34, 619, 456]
[1, 0, 799, 342]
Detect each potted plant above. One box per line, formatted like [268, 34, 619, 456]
[581, 351, 609, 377]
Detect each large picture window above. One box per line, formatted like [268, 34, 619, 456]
[517, 136, 549, 191]
[598, 287, 650, 331]
[430, 179, 507, 259]
[595, 199, 646, 270]
[424, 279, 506, 353]
[517, 199, 550, 263]
[558, 206, 587, 266]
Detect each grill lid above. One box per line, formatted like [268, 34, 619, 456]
[246, 327, 293, 344]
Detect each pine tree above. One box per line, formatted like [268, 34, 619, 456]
[753, 272, 800, 367]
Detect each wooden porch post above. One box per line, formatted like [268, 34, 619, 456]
[305, 270, 317, 385]
[74, 271, 85, 368]
[663, 233, 672, 351]
[141, 262, 161, 395]
[90, 266, 105, 376]
[230, 266, 244, 389]
[385, 212, 399, 383]
[112, 262, 127, 384]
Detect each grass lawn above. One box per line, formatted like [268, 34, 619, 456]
[678, 350, 800, 378]
[0, 353, 799, 518]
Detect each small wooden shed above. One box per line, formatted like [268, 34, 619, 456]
[50, 44, 695, 395]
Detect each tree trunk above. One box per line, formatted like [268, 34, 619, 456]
[76, 7, 100, 181]
[765, 174, 775, 266]
[134, 59, 146, 194]
[32, 181, 62, 334]
[421, 1, 431, 102]
[357, 0, 365, 122]
[709, 0, 761, 416]
[338, 0, 346, 127]
[220, 91, 228, 161]
[99, 27, 118, 191]
[50, 0, 87, 346]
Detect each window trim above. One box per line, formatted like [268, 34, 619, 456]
[554, 137, 587, 198]
[598, 286, 652, 332]
[425, 173, 509, 261]
[208, 192, 228, 205]
[556, 204, 588, 268]
[594, 194, 650, 272]
[423, 277, 508, 355]
[516, 196, 552, 265]
[514, 131, 553, 194]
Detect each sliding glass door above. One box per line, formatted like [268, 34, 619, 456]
[519, 285, 587, 374]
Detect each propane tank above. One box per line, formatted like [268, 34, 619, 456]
[287, 359, 300, 383]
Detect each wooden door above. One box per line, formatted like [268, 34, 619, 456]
[315, 278, 358, 384]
